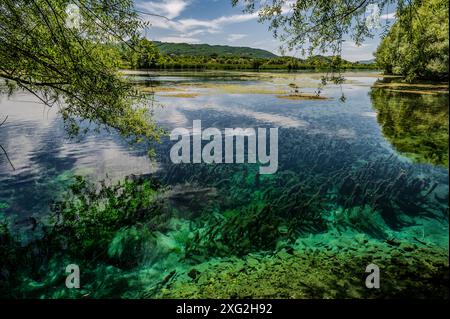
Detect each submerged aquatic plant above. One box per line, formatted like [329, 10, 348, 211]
[185, 204, 284, 258]
[49, 175, 168, 261]
[330, 205, 390, 240]
[0, 175, 174, 298]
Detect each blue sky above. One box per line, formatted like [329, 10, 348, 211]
[136, 0, 396, 62]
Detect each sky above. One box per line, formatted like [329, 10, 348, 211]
[136, 0, 397, 62]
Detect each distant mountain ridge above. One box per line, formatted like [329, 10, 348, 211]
[154, 41, 278, 59]
[356, 59, 376, 65]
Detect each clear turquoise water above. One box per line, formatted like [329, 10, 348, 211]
[0, 71, 448, 298]
[1, 72, 446, 231]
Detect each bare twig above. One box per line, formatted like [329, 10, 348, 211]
[0, 115, 15, 170]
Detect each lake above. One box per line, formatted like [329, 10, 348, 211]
[0, 70, 448, 298]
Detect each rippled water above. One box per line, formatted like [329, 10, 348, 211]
[0, 71, 448, 243]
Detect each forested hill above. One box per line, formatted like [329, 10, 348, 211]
[153, 41, 278, 58]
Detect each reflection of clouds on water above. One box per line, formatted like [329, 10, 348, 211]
[0, 94, 154, 204]
[1, 95, 152, 176]
[2, 72, 447, 223]
[67, 138, 159, 183]
[361, 112, 377, 118]
[154, 95, 309, 129]
[153, 105, 189, 127]
[306, 127, 357, 140]
[336, 128, 357, 139]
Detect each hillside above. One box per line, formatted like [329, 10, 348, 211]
[154, 41, 278, 58]
[356, 59, 376, 65]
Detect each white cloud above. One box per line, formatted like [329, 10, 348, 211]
[380, 12, 396, 20]
[137, 0, 190, 19]
[227, 33, 247, 42]
[146, 12, 258, 35]
[145, 11, 258, 47]
[342, 40, 367, 48]
[157, 36, 200, 43]
[281, 0, 296, 14]
[341, 40, 377, 62]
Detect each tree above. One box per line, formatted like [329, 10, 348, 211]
[0, 0, 161, 142]
[130, 38, 160, 69]
[375, 0, 449, 81]
[232, 0, 448, 80]
[232, 0, 408, 55]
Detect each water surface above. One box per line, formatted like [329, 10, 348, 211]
[0, 70, 448, 244]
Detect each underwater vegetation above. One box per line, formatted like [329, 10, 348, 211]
[49, 176, 169, 264]
[371, 84, 449, 166]
[1, 171, 448, 299]
[161, 125, 448, 235]
[0, 73, 448, 299]
[0, 176, 173, 298]
[0, 148, 449, 299]
[157, 234, 449, 299]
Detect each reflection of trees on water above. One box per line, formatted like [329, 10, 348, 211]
[370, 83, 449, 167]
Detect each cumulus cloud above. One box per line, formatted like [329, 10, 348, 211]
[146, 12, 258, 35]
[146, 9, 258, 45]
[157, 36, 200, 43]
[380, 12, 396, 20]
[137, 0, 190, 19]
[227, 34, 247, 42]
[341, 40, 377, 62]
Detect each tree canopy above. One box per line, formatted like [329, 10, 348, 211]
[375, 0, 449, 81]
[128, 38, 160, 69]
[232, 0, 448, 80]
[0, 0, 161, 142]
[232, 0, 406, 55]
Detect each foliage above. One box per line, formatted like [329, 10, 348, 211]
[185, 204, 284, 258]
[0, 0, 161, 141]
[164, 164, 327, 259]
[49, 175, 167, 260]
[231, 0, 405, 55]
[232, 0, 448, 80]
[154, 41, 277, 58]
[375, 0, 449, 81]
[117, 42, 376, 71]
[370, 85, 449, 166]
[118, 43, 377, 70]
[159, 236, 450, 299]
[0, 175, 171, 297]
[129, 38, 160, 69]
[152, 54, 377, 71]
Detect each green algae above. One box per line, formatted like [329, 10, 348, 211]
[155, 234, 449, 299]
[137, 86, 185, 93]
[1, 71, 448, 300]
[49, 176, 167, 260]
[276, 93, 329, 100]
[178, 82, 288, 95]
[1, 171, 448, 298]
[159, 93, 200, 98]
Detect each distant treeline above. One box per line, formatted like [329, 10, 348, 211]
[115, 39, 377, 71]
[151, 55, 377, 71]
[153, 41, 278, 59]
